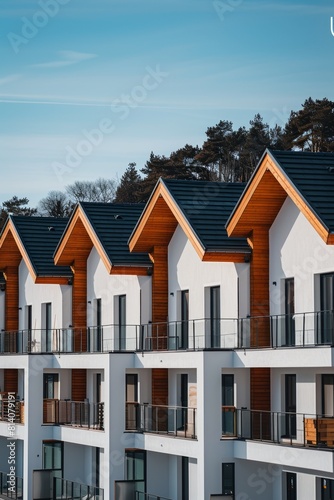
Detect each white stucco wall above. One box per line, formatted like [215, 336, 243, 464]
[86, 247, 152, 327]
[168, 224, 249, 322]
[18, 260, 72, 330]
[270, 197, 334, 316]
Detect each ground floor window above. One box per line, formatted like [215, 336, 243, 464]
[125, 449, 146, 492]
[222, 463, 234, 497]
[286, 472, 297, 500]
[321, 478, 334, 500]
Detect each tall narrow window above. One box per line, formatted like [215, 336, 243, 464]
[119, 295, 126, 350]
[25, 305, 32, 352]
[95, 298, 102, 352]
[125, 450, 145, 493]
[182, 457, 189, 500]
[321, 478, 334, 500]
[319, 273, 334, 344]
[284, 278, 295, 346]
[43, 373, 59, 399]
[126, 374, 138, 430]
[322, 374, 334, 416]
[222, 374, 235, 436]
[222, 463, 235, 496]
[286, 472, 296, 500]
[180, 290, 189, 349]
[210, 286, 221, 348]
[43, 441, 63, 472]
[177, 374, 188, 431]
[285, 374, 296, 439]
[42, 302, 52, 352]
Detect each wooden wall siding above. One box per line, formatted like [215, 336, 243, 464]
[4, 267, 19, 350]
[152, 368, 168, 432]
[4, 369, 18, 393]
[71, 369, 87, 401]
[249, 227, 270, 347]
[151, 246, 168, 348]
[72, 258, 87, 352]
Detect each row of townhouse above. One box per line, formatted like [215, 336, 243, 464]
[0, 149, 334, 500]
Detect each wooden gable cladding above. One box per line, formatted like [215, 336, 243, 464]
[227, 161, 287, 238]
[130, 191, 178, 254]
[54, 212, 94, 267]
[4, 369, 18, 393]
[71, 369, 87, 401]
[72, 258, 87, 351]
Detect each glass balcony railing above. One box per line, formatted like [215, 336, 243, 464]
[125, 402, 197, 439]
[135, 492, 172, 500]
[222, 407, 334, 449]
[43, 399, 104, 430]
[53, 477, 103, 499]
[0, 471, 23, 499]
[1, 309, 334, 354]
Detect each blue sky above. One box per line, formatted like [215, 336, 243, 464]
[0, 0, 333, 207]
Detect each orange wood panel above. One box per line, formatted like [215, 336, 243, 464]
[72, 258, 87, 351]
[202, 252, 249, 263]
[4, 369, 18, 393]
[71, 369, 87, 401]
[151, 246, 168, 348]
[251, 368, 270, 411]
[110, 266, 152, 276]
[4, 266, 19, 333]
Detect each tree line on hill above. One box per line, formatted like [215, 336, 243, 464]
[1, 97, 334, 230]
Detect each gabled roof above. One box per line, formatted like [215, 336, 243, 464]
[226, 149, 334, 244]
[0, 216, 72, 282]
[269, 150, 334, 233]
[54, 203, 151, 272]
[129, 178, 250, 262]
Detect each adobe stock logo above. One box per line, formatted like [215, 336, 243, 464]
[331, 17, 334, 37]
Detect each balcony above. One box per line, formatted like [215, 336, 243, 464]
[0, 397, 24, 424]
[125, 402, 197, 439]
[53, 477, 103, 499]
[222, 407, 334, 449]
[1, 309, 334, 355]
[43, 399, 104, 430]
[0, 471, 23, 499]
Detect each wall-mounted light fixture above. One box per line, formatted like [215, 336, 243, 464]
[87, 300, 91, 304]
[170, 292, 174, 296]
[18, 307, 22, 310]
[272, 281, 277, 286]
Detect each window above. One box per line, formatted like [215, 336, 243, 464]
[284, 279, 295, 346]
[222, 463, 235, 496]
[95, 298, 102, 352]
[285, 375, 296, 439]
[286, 472, 296, 500]
[321, 478, 334, 500]
[42, 302, 52, 352]
[126, 374, 138, 430]
[182, 457, 189, 500]
[210, 286, 221, 348]
[115, 295, 126, 350]
[180, 290, 189, 349]
[43, 441, 63, 472]
[318, 273, 334, 344]
[125, 450, 146, 492]
[222, 375, 235, 436]
[322, 374, 334, 416]
[43, 373, 59, 399]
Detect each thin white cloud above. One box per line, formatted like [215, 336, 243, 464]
[29, 51, 97, 69]
[241, 2, 333, 15]
[0, 74, 21, 86]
